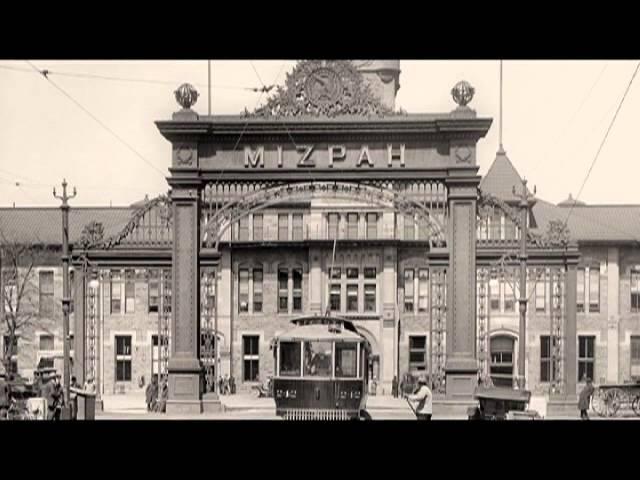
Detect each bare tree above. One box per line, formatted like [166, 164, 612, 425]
[1, 232, 54, 377]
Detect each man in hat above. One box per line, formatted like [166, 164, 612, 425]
[578, 377, 595, 420]
[83, 375, 96, 394]
[405, 374, 433, 421]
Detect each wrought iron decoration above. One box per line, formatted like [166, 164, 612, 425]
[174, 83, 199, 110]
[451, 80, 475, 107]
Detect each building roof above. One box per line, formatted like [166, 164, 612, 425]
[482, 153, 640, 244]
[479, 149, 532, 202]
[0, 207, 134, 245]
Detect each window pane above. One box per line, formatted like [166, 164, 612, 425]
[409, 335, 427, 371]
[328, 213, 339, 239]
[243, 336, 259, 356]
[39, 271, 54, 317]
[404, 214, 414, 240]
[279, 342, 301, 377]
[304, 341, 332, 377]
[111, 272, 122, 314]
[346, 268, 358, 279]
[577, 268, 585, 312]
[335, 343, 357, 378]
[410, 336, 426, 350]
[39, 334, 54, 351]
[404, 269, 414, 312]
[278, 269, 288, 313]
[116, 336, 131, 356]
[346, 285, 358, 312]
[253, 214, 263, 241]
[125, 270, 135, 313]
[589, 268, 600, 312]
[418, 269, 429, 312]
[330, 284, 341, 312]
[253, 269, 263, 313]
[364, 284, 376, 312]
[292, 214, 303, 241]
[239, 269, 249, 312]
[364, 267, 376, 279]
[366, 213, 377, 239]
[330, 268, 341, 280]
[238, 216, 249, 241]
[278, 214, 288, 241]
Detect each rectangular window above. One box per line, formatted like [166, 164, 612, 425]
[329, 284, 341, 312]
[39, 271, 54, 317]
[304, 340, 332, 377]
[238, 269, 249, 313]
[292, 214, 303, 241]
[404, 214, 415, 240]
[115, 335, 132, 382]
[630, 336, 640, 378]
[347, 213, 358, 239]
[253, 214, 263, 241]
[39, 334, 54, 351]
[278, 268, 288, 313]
[578, 336, 595, 382]
[125, 269, 135, 313]
[409, 336, 427, 372]
[335, 343, 357, 378]
[279, 341, 301, 377]
[366, 213, 378, 239]
[535, 269, 546, 312]
[418, 269, 429, 313]
[110, 271, 122, 314]
[346, 285, 358, 312]
[539, 336, 558, 383]
[490, 275, 500, 312]
[253, 269, 263, 313]
[243, 336, 259, 382]
[589, 267, 600, 313]
[148, 270, 160, 313]
[364, 284, 376, 312]
[577, 268, 585, 313]
[631, 269, 640, 313]
[292, 268, 302, 312]
[404, 269, 414, 312]
[278, 214, 288, 241]
[328, 213, 339, 239]
[238, 216, 249, 241]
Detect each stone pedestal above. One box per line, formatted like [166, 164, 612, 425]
[546, 395, 578, 418]
[202, 392, 223, 413]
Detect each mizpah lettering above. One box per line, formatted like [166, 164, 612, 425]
[242, 144, 406, 169]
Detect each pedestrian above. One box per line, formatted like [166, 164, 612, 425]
[406, 374, 433, 421]
[146, 375, 158, 412]
[158, 380, 169, 413]
[229, 376, 236, 395]
[392, 375, 398, 398]
[224, 374, 230, 395]
[578, 377, 595, 420]
[83, 375, 96, 394]
[0, 375, 10, 420]
[45, 374, 63, 421]
[399, 374, 406, 398]
[70, 376, 80, 420]
[218, 376, 225, 395]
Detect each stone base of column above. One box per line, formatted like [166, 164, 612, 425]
[546, 395, 578, 419]
[167, 357, 202, 415]
[202, 392, 223, 413]
[445, 358, 479, 400]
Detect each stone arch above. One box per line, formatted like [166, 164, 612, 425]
[202, 181, 447, 250]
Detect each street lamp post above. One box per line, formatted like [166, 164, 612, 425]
[54, 179, 76, 412]
[513, 178, 535, 390]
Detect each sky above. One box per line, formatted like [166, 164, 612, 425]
[0, 60, 638, 207]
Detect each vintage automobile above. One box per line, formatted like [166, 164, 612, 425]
[467, 385, 542, 420]
[271, 315, 372, 420]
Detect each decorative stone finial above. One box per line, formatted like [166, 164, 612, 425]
[174, 83, 199, 110]
[451, 80, 475, 107]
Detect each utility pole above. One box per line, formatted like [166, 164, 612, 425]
[513, 178, 535, 389]
[54, 179, 76, 412]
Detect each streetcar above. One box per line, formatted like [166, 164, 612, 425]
[271, 315, 372, 420]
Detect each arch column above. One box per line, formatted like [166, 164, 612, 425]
[166, 185, 203, 414]
[445, 174, 481, 399]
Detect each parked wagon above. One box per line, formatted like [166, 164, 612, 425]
[590, 382, 640, 417]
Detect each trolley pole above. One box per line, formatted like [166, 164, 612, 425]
[54, 179, 76, 412]
[513, 178, 534, 390]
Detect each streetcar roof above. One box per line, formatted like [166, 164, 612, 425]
[276, 324, 364, 342]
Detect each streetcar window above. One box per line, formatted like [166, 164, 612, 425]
[304, 341, 333, 377]
[279, 342, 301, 377]
[335, 343, 357, 378]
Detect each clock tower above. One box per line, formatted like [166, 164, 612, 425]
[351, 60, 401, 111]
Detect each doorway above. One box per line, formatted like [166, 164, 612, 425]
[490, 335, 515, 387]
